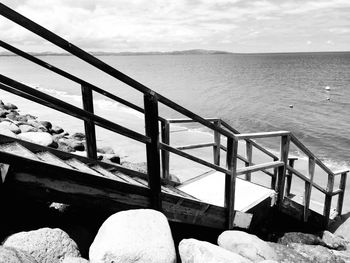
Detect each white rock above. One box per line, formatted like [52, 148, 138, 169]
[61, 257, 89, 263]
[0, 246, 38, 263]
[0, 126, 18, 138]
[3, 228, 80, 263]
[179, 238, 252, 263]
[19, 124, 37, 133]
[18, 132, 54, 147]
[89, 209, 176, 263]
[217, 231, 278, 262]
[0, 121, 21, 134]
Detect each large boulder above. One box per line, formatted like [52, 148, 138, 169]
[0, 126, 18, 138]
[0, 246, 38, 263]
[268, 242, 312, 263]
[335, 216, 350, 242]
[217, 230, 278, 262]
[3, 228, 80, 263]
[19, 124, 38, 133]
[179, 238, 252, 263]
[278, 232, 323, 246]
[18, 132, 55, 147]
[89, 209, 176, 263]
[289, 243, 345, 263]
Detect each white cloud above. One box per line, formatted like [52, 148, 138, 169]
[1, 0, 349, 53]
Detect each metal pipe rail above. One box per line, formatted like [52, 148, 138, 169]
[0, 3, 347, 228]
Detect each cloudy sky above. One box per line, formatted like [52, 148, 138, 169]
[1, 0, 350, 53]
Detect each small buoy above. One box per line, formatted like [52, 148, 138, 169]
[325, 86, 331, 91]
[326, 97, 330, 101]
[289, 104, 294, 108]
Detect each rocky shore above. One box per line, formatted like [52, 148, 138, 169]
[2, 99, 350, 262]
[0, 99, 121, 164]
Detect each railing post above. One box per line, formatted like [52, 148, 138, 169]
[144, 93, 162, 211]
[271, 157, 278, 190]
[337, 172, 347, 215]
[213, 120, 221, 166]
[160, 119, 170, 180]
[285, 158, 296, 196]
[225, 136, 238, 229]
[277, 135, 290, 207]
[81, 85, 97, 159]
[304, 157, 315, 222]
[245, 141, 253, 181]
[323, 174, 334, 227]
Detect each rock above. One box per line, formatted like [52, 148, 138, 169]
[289, 243, 345, 263]
[97, 146, 115, 154]
[51, 126, 64, 134]
[333, 250, 350, 262]
[278, 232, 323, 246]
[61, 257, 89, 263]
[121, 161, 147, 174]
[0, 127, 18, 138]
[259, 261, 279, 263]
[335, 216, 350, 242]
[100, 153, 120, 164]
[40, 121, 52, 130]
[6, 111, 19, 120]
[70, 132, 85, 141]
[268, 242, 313, 263]
[24, 114, 37, 120]
[19, 124, 38, 133]
[0, 246, 38, 263]
[16, 115, 29, 122]
[0, 109, 8, 118]
[0, 121, 21, 134]
[59, 138, 84, 151]
[89, 209, 176, 263]
[18, 132, 55, 147]
[217, 230, 278, 262]
[322, 230, 348, 250]
[3, 228, 80, 263]
[4, 102, 18, 110]
[179, 238, 252, 263]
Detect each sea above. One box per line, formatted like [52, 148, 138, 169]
[1, 51, 350, 211]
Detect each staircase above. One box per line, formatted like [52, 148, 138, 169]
[0, 3, 348, 230]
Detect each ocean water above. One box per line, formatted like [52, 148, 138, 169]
[1, 52, 350, 169]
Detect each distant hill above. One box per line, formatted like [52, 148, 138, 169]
[0, 49, 232, 57]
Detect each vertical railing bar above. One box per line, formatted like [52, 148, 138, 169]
[213, 120, 221, 166]
[81, 85, 97, 159]
[277, 135, 290, 207]
[323, 173, 334, 227]
[144, 94, 162, 211]
[285, 158, 296, 196]
[304, 157, 315, 222]
[245, 141, 253, 181]
[271, 157, 279, 190]
[337, 172, 347, 215]
[225, 137, 238, 229]
[160, 119, 170, 180]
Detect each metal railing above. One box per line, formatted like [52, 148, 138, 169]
[0, 3, 347, 228]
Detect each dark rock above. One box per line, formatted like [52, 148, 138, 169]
[289, 243, 345, 263]
[278, 232, 323, 246]
[59, 138, 85, 151]
[4, 103, 18, 110]
[70, 132, 85, 141]
[100, 154, 120, 164]
[51, 126, 64, 134]
[48, 140, 58, 149]
[0, 110, 8, 118]
[0, 246, 38, 263]
[0, 99, 4, 106]
[40, 121, 52, 130]
[268, 242, 312, 263]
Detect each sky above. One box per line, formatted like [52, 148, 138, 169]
[1, 0, 350, 53]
